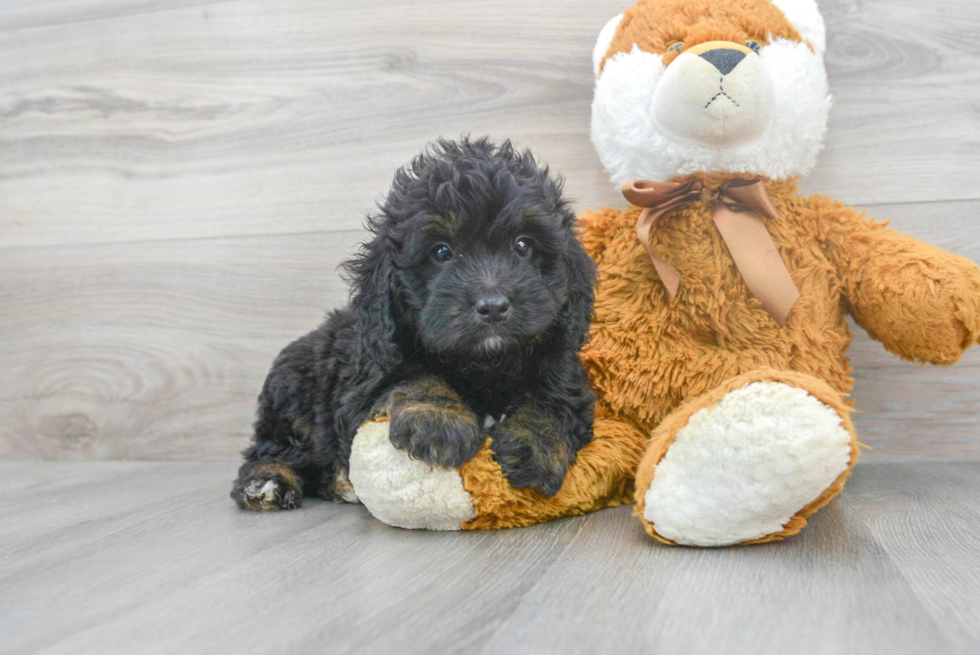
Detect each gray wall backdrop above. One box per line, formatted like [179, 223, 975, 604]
[2, 0, 979, 461]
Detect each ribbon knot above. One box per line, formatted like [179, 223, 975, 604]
[700, 185, 718, 205]
[622, 177, 800, 325]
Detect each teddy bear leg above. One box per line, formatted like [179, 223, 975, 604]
[347, 417, 478, 530]
[634, 370, 860, 547]
[459, 416, 647, 529]
[348, 414, 647, 531]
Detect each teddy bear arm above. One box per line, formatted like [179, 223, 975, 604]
[458, 415, 648, 529]
[818, 202, 980, 365]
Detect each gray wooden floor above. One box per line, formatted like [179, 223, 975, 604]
[3, 0, 980, 653]
[1, 460, 979, 655]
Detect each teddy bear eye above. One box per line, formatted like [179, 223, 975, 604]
[745, 39, 762, 54]
[666, 42, 684, 55]
[432, 243, 453, 262]
[514, 237, 533, 257]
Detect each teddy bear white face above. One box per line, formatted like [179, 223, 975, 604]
[591, 0, 832, 184]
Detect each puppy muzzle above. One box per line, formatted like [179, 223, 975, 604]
[652, 41, 776, 148]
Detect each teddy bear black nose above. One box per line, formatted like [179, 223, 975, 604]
[699, 48, 746, 76]
[475, 297, 511, 323]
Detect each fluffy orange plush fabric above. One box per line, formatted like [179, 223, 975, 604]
[460, 418, 646, 529]
[598, 0, 805, 72]
[462, 0, 980, 542]
[580, 173, 980, 422]
[458, 173, 980, 536]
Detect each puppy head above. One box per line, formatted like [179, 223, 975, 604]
[591, 0, 831, 183]
[346, 137, 596, 370]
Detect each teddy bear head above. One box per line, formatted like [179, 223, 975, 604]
[591, 0, 831, 185]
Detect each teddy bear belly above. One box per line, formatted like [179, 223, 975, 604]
[583, 273, 853, 432]
[579, 201, 854, 431]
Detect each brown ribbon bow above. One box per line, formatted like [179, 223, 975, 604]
[623, 178, 800, 325]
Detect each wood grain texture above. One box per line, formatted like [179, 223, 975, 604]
[846, 463, 980, 654]
[482, 487, 952, 655]
[0, 231, 364, 459]
[2, 460, 978, 655]
[1, 0, 980, 461]
[1, 0, 978, 249]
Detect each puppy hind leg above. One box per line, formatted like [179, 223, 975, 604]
[232, 417, 312, 510]
[232, 392, 344, 509]
[232, 343, 322, 511]
[232, 453, 304, 511]
[311, 458, 360, 504]
[233, 432, 350, 509]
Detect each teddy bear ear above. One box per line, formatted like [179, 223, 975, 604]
[770, 0, 827, 56]
[592, 13, 624, 78]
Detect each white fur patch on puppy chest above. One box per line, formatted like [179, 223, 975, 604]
[643, 381, 852, 546]
[348, 420, 477, 530]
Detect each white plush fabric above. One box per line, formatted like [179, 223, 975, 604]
[643, 382, 852, 547]
[771, 0, 827, 55]
[348, 421, 477, 530]
[591, 38, 830, 183]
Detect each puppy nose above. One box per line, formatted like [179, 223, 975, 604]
[475, 297, 511, 322]
[699, 48, 746, 76]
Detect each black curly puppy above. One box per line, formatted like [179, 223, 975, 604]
[232, 137, 597, 511]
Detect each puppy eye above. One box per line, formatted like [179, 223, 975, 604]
[745, 39, 762, 54]
[666, 42, 683, 55]
[514, 238, 532, 257]
[432, 244, 453, 262]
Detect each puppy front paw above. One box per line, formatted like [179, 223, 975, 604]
[386, 378, 483, 469]
[490, 407, 575, 497]
[388, 406, 483, 469]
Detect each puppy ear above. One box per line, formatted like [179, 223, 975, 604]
[558, 227, 598, 351]
[346, 233, 402, 373]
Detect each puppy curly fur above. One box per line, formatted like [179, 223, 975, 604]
[232, 137, 597, 510]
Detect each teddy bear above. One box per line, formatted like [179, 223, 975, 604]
[346, 0, 980, 545]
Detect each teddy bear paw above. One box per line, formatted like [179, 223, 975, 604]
[643, 381, 853, 546]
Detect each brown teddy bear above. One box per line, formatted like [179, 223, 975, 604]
[347, 0, 980, 545]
